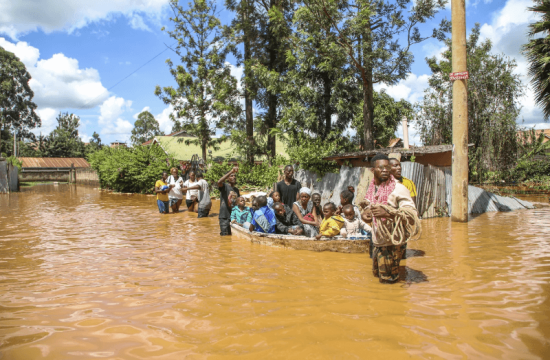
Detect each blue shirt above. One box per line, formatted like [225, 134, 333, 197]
[251, 205, 277, 233]
[231, 206, 252, 224]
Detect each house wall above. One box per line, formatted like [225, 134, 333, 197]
[76, 168, 100, 185]
[19, 169, 70, 182]
[411, 151, 452, 167]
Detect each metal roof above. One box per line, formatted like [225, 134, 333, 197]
[324, 145, 454, 160]
[18, 157, 90, 168]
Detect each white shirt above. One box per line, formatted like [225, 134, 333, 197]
[167, 175, 184, 199]
[197, 179, 212, 210]
[183, 179, 200, 198]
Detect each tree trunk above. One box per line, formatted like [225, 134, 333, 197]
[201, 136, 207, 162]
[266, 0, 278, 160]
[322, 72, 331, 139]
[362, 29, 375, 151]
[243, 0, 255, 164]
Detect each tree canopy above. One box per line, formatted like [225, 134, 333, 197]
[156, 0, 242, 161]
[130, 110, 164, 147]
[0, 46, 41, 155]
[42, 112, 86, 158]
[416, 24, 524, 180]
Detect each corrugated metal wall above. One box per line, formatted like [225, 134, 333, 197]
[296, 163, 534, 219]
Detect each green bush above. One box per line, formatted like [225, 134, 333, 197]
[87, 145, 179, 193]
[6, 156, 22, 170]
[508, 157, 550, 183]
[203, 156, 287, 196]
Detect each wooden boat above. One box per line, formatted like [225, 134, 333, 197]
[230, 224, 371, 253]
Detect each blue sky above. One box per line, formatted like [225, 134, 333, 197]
[0, 0, 546, 146]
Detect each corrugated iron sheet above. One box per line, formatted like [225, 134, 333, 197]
[295, 166, 362, 205]
[18, 157, 90, 168]
[298, 162, 534, 218]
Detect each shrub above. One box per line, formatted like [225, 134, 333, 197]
[6, 156, 22, 170]
[88, 145, 179, 193]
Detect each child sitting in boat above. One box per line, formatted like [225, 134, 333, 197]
[337, 190, 361, 219]
[231, 197, 252, 227]
[273, 202, 304, 235]
[248, 196, 277, 234]
[270, 191, 282, 203]
[315, 202, 345, 240]
[311, 193, 322, 224]
[340, 204, 371, 238]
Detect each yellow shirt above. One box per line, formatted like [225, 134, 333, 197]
[319, 215, 345, 237]
[400, 176, 417, 197]
[155, 180, 169, 202]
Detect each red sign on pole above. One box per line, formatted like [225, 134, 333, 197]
[449, 71, 469, 81]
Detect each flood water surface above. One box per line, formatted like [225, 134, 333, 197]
[1, 185, 550, 359]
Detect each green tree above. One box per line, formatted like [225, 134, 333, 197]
[86, 131, 103, 154]
[156, 0, 242, 161]
[43, 112, 86, 158]
[0, 46, 41, 155]
[352, 91, 413, 147]
[295, 0, 448, 150]
[130, 110, 164, 146]
[523, 0, 550, 120]
[416, 24, 524, 181]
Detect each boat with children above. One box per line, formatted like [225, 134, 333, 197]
[230, 223, 372, 253]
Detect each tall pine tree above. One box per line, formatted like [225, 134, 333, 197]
[156, 0, 242, 161]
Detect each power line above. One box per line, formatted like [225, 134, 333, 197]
[82, 43, 176, 108]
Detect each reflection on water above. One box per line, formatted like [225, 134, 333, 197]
[1, 185, 549, 359]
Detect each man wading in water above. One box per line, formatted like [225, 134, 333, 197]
[217, 166, 240, 236]
[361, 154, 419, 284]
[276, 165, 302, 208]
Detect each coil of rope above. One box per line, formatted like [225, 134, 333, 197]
[373, 206, 422, 246]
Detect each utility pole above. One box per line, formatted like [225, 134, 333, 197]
[451, 0, 469, 222]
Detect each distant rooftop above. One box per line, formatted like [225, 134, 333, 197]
[324, 145, 454, 161]
[18, 157, 90, 168]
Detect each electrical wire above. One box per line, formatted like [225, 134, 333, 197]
[81, 43, 176, 108]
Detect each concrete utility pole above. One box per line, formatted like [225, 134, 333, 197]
[451, 0, 469, 222]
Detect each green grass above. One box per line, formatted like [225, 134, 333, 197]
[20, 181, 68, 187]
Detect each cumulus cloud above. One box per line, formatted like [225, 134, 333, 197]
[155, 105, 176, 134]
[98, 96, 134, 136]
[478, 0, 547, 126]
[0, 37, 108, 110]
[0, 0, 169, 38]
[374, 73, 430, 104]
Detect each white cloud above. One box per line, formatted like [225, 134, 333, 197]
[98, 96, 134, 136]
[477, 0, 547, 127]
[129, 14, 152, 32]
[155, 105, 176, 134]
[0, 37, 108, 110]
[0, 0, 169, 39]
[34, 108, 58, 135]
[374, 73, 430, 104]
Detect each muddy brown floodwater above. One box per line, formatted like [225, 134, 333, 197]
[1, 185, 550, 359]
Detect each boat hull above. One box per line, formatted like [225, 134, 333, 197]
[230, 224, 371, 253]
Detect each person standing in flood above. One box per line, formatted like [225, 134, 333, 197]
[388, 157, 418, 260]
[361, 154, 419, 284]
[155, 171, 171, 214]
[166, 167, 184, 213]
[217, 166, 240, 236]
[276, 165, 302, 208]
[183, 171, 200, 212]
[389, 157, 417, 205]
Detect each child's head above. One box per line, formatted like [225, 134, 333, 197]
[342, 204, 356, 221]
[347, 186, 355, 193]
[251, 198, 259, 211]
[273, 202, 285, 216]
[237, 196, 245, 209]
[312, 193, 321, 206]
[340, 190, 354, 206]
[270, 191, 281, 203]
[323, 202, 337, 219]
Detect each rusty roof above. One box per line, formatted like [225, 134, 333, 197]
[324, 145, 455, 161]
[18, 157, 91, 168]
